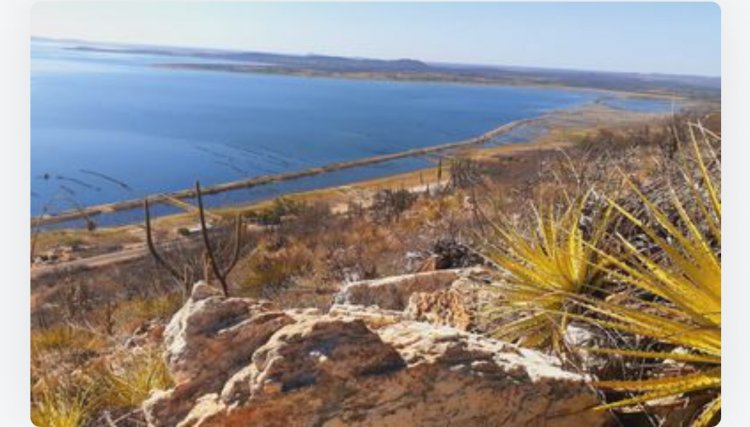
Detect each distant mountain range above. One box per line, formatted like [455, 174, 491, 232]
[34, 36, 720, 100]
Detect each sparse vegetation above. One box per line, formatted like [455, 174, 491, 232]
[100, 350, 173, 410]
[31, 325, 105, 356]
[370, 188, 418, 223]
[31, 348, 172, 427]
[246, 197, 311, 226]
[32, 385, 93, 427]
[572, 128, 721, 426]
[30, 112, 721, 426]
[477, 119, 721, 426]
[144, 181, 246, 297]
[447, 157, 483, 190]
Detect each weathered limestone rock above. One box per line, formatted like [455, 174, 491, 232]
[284, 307, 324, 322]
[328, 303, 405, 329]
[404, 274, 500, 332]
[163, 282, 294, 384]
[405, 288, 474, 330]
[144, 282, 295, 427]
[144, 279, 608, 427]
[333, 269, 462, 310]
[170, 320, 607, 427]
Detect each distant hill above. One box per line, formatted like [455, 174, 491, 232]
[40, 37, 720, 100]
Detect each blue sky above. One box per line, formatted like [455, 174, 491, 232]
[31, 2, 720, 76]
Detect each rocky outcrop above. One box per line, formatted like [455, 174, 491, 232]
[334, 269, 462, 310]
[328, 303, 405, 329]
[144, 282, 295, 427]
[403, 273, 499, 332]
[405, 288, 474, 330]
[144, 279, 609, 427]
[176, 320, 606, 427]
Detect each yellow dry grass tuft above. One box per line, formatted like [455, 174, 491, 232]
[100, 349, 173, 409]
[116, 293, 184, 328]
[31, 325, 106, 355]
[32, 348, 173, 426]
[31, 386, 92, 427]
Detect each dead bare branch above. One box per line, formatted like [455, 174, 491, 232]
[144, 198, 187, 294]
[195, 181, 244, 297]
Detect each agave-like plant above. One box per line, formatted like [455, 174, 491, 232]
[569, 127, 720, 426]
[480, 191, 612, 350]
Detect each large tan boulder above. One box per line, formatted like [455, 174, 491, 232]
[144, 282, 295, 426]
[163, 282, 294, 384]
[144, 283, 608, 427]
[170, 319, 607, 427]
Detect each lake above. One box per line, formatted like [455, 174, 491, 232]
[31, 39, 673, 226]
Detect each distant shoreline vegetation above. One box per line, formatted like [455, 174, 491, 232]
[152, 62, 681, 100]
[64, 43, 720, 101]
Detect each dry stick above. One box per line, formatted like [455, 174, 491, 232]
[202, 251, 211, 286]
[144, 198, 186, 294]
[195, 181, 231, 297]
[224, 213, 244, 274]
[103, 412, 118, 427]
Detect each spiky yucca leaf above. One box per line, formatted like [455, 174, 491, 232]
[572, 128, 720, 427]
[481, 192, 612, 349]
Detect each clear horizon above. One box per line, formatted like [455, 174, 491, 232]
[31, 2, 721, 77]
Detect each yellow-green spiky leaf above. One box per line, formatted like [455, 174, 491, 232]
[481, 191, 612, 349]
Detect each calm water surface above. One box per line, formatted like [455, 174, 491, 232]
[31, 40, 671, 225]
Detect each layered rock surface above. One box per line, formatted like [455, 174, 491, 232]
[144, 273, 609, 427]
[334, 269, 462, 310]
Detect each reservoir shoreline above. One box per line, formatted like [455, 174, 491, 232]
[32, 115, 537, 228]
[31, 97, 687, 231]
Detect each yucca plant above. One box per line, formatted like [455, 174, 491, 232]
[569, 126, 720, 426]
[480, 191, 613, 350]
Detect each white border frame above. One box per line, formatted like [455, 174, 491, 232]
[3, 1, 745, 426]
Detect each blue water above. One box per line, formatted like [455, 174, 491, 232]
[31, 39, 671, 226]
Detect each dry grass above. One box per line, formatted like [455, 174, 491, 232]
[32, 347, 172, 427]
[31, 386, 93, 427]
[29, 112, 720, 426]
[100, 350, 173, 409]
[31, 325, 106, 356]
[113, 294, 184, 332]
[478, 121, 721, 426]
